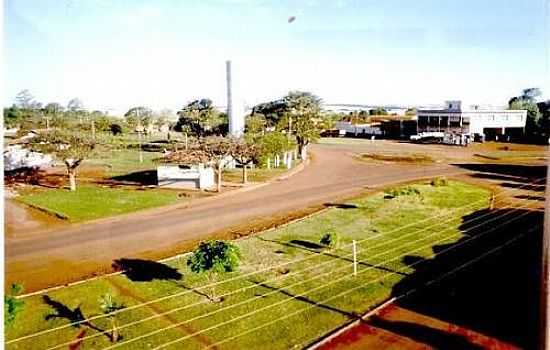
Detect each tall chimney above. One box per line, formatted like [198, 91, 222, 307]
[226, 60, 244, 136]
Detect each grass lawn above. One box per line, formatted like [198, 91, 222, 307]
[6, 181, 494, 350]
[223, 166, 294, 184]
[16, 184, 183, 222]
[87, 148, 162, 177]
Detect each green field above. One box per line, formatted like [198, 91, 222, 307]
[87, 148, 162, 177]
[223, 166, 293, 184]
[6, 181, 491, 349]
[16, 185, 184, 222]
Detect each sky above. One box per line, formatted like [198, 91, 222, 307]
[4, 0, 550, 115]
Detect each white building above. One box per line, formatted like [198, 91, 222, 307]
[157, 164, 215, 189]
[417, 100, 527, 140]
[4, 145, 53, 171]
[334, 121, 382, 136]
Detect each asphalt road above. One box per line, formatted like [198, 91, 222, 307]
[5, 143, 467, 292]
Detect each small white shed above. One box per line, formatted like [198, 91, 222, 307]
[157, 164, 215, 189]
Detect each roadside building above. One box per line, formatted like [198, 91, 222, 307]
[416, 100, 527, 141]
[334, 121, 383, 137]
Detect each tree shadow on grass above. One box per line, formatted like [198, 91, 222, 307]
[383, 207, 544, 349]
[452, 163, 547, 180]
[323, 203, 358, 209]
[248, 279, 359, 319]
[112, 258, 182, 282]
[515, 194, 545, 201]
[500, 182, 546, 192]
[257, 237, 407, 276]
[110, 170, 157, 186]
[42, 295, 109, 339]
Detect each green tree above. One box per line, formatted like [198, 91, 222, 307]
[4, 106, 23, 127]
[4, 283, 24, 327]
[99, 294, 125, 343]
[257, 131, 294, 168]
[44, 102, 64, 116]
[187, 240, 241, 302]
[29, 130, 95, 191]
[124, 106, 153, 129]
[245, 114, 267, 140]
[175, 99, 224, 136]
[369, 107, 388, 116]
[279, 91, 322, 160]
[509, 88, 542, 135]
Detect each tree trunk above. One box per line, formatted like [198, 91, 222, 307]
[242, 164, 248, 184]
[68, 168, 77, 191]
[217, 163, 222, 192]
[111, 318, 119, 343]
[300, 144, 308, 161]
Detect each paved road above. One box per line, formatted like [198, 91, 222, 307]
[6, 143, 466, 292]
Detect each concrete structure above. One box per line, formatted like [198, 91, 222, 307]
[157, 164, 215, 189]
[417, 100, 527, 140]
[4, 145, 52, 171]
[226, 60, 245, 136]
[323, 104, 408, 115]
[335, 121, 383, 136]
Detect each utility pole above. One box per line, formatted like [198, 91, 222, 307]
[91, 119, 96, 140]
[136, 109, 143, 163]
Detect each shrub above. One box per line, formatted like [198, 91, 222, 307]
[110, 123, 123, 136]
[431, 177, 448, 187]
[384, 186, 421, 199]
[187, 240, 241, 302]
[4, 283, 24, 327]
[187, 240, 241, 274]
[320, 231, 339, 249]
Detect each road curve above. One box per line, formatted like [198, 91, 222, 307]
[6, 143, 465, 292]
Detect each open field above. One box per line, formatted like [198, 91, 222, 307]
[6, 180, 501, 350]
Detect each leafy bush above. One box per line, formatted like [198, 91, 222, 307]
[110, 123, 123, 136]
[4, 283, 24, 327]
[384, 186, 421, 199]
[320, 231, 339, 249]
[187, 240, 241, 274]
[431, 177, 448, 187]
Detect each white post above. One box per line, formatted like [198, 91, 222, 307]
[267, 157, 271, 169]
[286, 152, 292, 169]
[353, 240, 357, 276]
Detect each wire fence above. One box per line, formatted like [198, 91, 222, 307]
[6, 176, 544, 350]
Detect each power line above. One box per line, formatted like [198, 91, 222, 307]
[45, 179, 533, 350]
[111, 197, 540, 349]
[8, 169, 512, 345]
[215, 225, 540, 350]
[153, 209, 539, 349]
